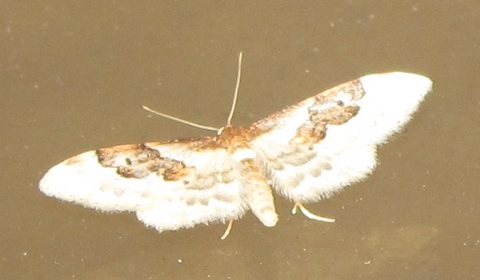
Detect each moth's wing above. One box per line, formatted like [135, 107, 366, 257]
[39, 138, 249, 232]
[250, 72, 432, 203]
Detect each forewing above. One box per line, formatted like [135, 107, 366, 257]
[39, 138, 248, 232]
[250, 72, 432, 202]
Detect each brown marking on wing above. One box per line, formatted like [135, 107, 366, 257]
[245, 79, 366, 179]
[289, 80, 364, 145]
[212, 192, 239, 204]
[96, 144, 191, 181]
[184, 197, 210, 207]
[146, 136, 215, 151]
[310, 104, 360, 125]
[182, 163, 236, 191]
[264, 146, 317, 171]
[315, 78, 365, 102]
[291, 104, 359, 145]
[251, 78, 366, 139]
[290, 123, 326, 145]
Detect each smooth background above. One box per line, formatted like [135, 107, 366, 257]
[1, 1, 479, 279]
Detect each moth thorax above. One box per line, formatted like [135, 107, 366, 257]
[216, 125, 253, 145]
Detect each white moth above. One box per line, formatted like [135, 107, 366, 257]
[39, 53, 432, 239]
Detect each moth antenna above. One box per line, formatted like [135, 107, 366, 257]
[226, 51, 243, 125]
[142, 105, 219, 132]
[143, 53, 242, 132]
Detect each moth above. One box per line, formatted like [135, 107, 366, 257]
[39, 53, 432, 239]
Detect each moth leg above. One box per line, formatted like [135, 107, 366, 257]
[291, 202, 335, 223]
[220, 219, 234, 240]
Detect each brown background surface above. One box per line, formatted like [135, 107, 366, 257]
[1, 1, 479, 279]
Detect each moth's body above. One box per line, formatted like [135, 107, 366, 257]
[39, 71, 432, 238]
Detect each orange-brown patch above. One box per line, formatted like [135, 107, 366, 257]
[96, 144, 190, 181]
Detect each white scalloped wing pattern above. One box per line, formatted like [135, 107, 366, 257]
[252, 72, 432, 202]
